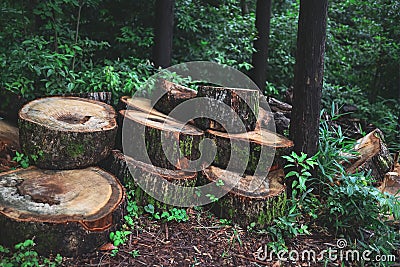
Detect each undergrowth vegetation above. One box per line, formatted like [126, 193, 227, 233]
[265, 110, 400, 265]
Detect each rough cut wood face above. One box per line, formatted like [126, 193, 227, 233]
[19, 96, 116, 131]
[119, 96, 170, 119]
[19, 97, 118, 169]
[0, 120, 19, 150]
[346, 129, 393, 182]
[0, 167, 124, 224]
[0, 166, 126, 256]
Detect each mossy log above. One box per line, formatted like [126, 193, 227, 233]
[200, 166, 287, 228]
[0, 167, 125, 256]
[206, 128, 293, 174]
[100, 150, 197, 208]
[0, 120, 20, 171]
[195, 86, 259, 133]
[121, 109, 204, 170]
[151, 79, 197, 119]
[19, 97, 117, 169]
[346, 129, 394, 182]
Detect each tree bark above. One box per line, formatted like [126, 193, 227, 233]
[206, 128, 293, 174]
[240, 0, 249, 16]
[195, 86, 260, 133]
[121, 109, 204, 170]
[289, 0, 328, 157]
[200, 166, 287, 228]
[151, 79, 197, 120]
[153, 0, 175, 68]
[0, 167, 125, 256]
[100, 150, 197, 209]
[19, 97, 117, 169]
[250, 0, 272, 92]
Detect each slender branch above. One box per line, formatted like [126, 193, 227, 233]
[72, 2, 83, 71]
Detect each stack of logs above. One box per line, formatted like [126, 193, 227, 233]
[111, 80, 294, 228]
[0, 81, 397, 257]
[0, 97, 125, 256]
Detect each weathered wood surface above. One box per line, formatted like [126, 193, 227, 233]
[0, 120, 20, 171]
[151, 79, 197, 119]
[118, 96, 170, 119]
[206, 128, 293, 174]
[19, 97, 117, 169]
[121, 109, 204, 170]
[100, 150, 197, 208]
[200, 166, 287, 228]
[346, 129, 394, 183]
[0, 167, 125, 256]
[195, 86, 259, 133]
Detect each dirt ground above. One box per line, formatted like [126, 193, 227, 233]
[60, 207, 350, 267]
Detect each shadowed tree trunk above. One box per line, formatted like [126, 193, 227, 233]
[240, 0, 249, 16]
[250, 0, 272, 92]
[288, 0, 328, 195]
[289, 0, 328, 157]
[153, 0, 175, 68]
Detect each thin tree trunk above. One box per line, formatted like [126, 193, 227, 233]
[250, 0, 272, 92]
[288, 0, 328, 195]
[153, 0, 175, 68]
[241, 0, 249, 16]
[289, 0, 328, 157]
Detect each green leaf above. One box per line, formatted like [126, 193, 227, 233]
[285, 171, 299, 178]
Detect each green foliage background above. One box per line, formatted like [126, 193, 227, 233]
[0, 0, 399, 147]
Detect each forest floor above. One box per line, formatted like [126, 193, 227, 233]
[61, 208, 336, 267]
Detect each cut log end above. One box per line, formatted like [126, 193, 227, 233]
[19, 97, 117, 169]
[0, 120, 20, 171]
[0, 167, 125, 256]
[201, 166, 287, 228]
[19, 97, 116, 132]
[347, 129, 393, 182]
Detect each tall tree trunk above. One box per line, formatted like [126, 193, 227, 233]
[240, 0, 249, 16]
[153, 0, 175, 68]
[250, 0, 272, 92]
[289, 0, 328, 158]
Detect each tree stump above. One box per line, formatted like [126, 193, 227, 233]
[346, 129, 394, 183]
[0, 120, 20, 171]
[206, 128, 293, 174]
[121, 109, 204, 170]
[195, 86, 259, 133]
[151, 79, 197, 119]
[19, 97, 117, 169]
[0, 167, 125, 256]
[100, 150, 197, 208]
[200, 166, 287, 228]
